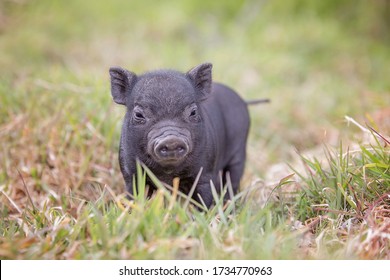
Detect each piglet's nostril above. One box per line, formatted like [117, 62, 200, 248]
[155, 137, 189, 160]
[158, 142, 186, 154]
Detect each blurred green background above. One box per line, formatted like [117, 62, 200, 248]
[1, 0, 389, 176]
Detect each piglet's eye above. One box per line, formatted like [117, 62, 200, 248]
[132, 108, 146, 124]
[190, 108, 197, 116]
[188, 105, 200, 122]
[189, 104, 198, 116]
[135, 111, 145, 119]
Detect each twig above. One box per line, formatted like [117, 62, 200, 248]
[345, 115, 370, 133]
[1, 190, 22, 214]
[17, 169, 37, 211]
[367, 124, 390, 145]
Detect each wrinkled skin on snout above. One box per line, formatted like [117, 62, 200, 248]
[109, 63, 250, 208]
[146, 121, 193, 168]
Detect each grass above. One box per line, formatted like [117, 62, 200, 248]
[292, 132, 390, 259]
[0, 0, 389, 259]
[1, 135, 388, 259]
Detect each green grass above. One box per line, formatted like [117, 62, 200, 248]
[1, 138, 388, 259]
[0, 0, 389, 259]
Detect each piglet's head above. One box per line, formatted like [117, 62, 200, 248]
[109, 63, 212, 171]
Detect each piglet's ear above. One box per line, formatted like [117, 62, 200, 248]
[109, 67, 137, 105]
[187, 63, 213, 96]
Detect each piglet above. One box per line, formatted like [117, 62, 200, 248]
[109, 63, 250, 208]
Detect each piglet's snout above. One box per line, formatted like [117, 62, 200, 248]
[154, 136, 189, 160]
[147, 125, 192, 164]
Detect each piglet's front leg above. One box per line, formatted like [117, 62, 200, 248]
[193, 182, 214, 209]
